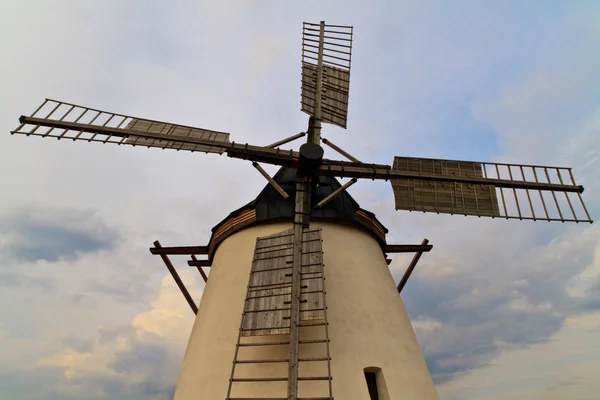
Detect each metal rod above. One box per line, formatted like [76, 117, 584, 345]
[152, 241, 198, 314]
[533, 168, 550, 220]
[321, 138, 360, 162]
[44, 101, 62, 119]
[545, 168, 564, 221]
[267, 132, 306, 148]
[569, 169, 592, 221]
[397, 239, 430, 293]
[557, 169, 577, 220]
[30, 99, 48, 117]
[483, 164, 498, 216]
[520, 166, 536, 219]
[58, 105, 75, 121]
[507, 166, 522, 219]
[191, 255, 208, 283]
[315, 178, 357, 208]
[252, 162, 290, 199]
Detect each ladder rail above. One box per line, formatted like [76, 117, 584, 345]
[226, 237, 261, 399]
[226, 228, 333, 399]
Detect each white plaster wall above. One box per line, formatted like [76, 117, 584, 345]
[174, 221, 438, 400]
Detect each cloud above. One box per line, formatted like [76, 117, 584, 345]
[0, 206, 119, 263]
[0, 271, 201, 399]
[437, 312, 600, 400]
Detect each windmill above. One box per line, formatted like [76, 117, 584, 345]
[10, 20, 592, 400]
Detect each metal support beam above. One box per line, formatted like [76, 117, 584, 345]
[386, 243, 433, 253]
[252, 162, 290, 199]
[267, 132, 306, 148]
[150, 245, 209, 255]
[322, 137, 360, 163]
[191, 255, 208, 283]
[315, 178, 357, 208]
[397, 239, 430, 294]
[152, 241, 198, 314]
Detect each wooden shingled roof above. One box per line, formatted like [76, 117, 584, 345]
[207, 167, 388, 259]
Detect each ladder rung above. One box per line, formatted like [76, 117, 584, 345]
[239, 341, 290, 347]
[284, 299, 308, 304]
[299, 357, 331, 362]
[234, 357, 329, 364]
[231, 377, 287, 382]
[244, 307, 291, 314]
[246, 292, 291, 300]
[300, 339, 329, 344]
[237, 339, 328, 347]
[248, 284, 307, 292]
[284, 272, 320, 279]
[231, 376, 331, 382]
[251, 265, 292, 273]
[227, 398, 333, 400]
[248, 282, 292, 291]
[300, 322, 328, 327]
[298, 376, 332, 381]
[241, 326, 290, 332]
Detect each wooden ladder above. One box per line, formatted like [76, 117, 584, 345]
[226, 229, 333, 400]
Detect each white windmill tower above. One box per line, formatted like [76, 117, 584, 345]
[11, 21, 592, 400]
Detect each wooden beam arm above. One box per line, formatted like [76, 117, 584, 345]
[321, 137, 360, 163]
[252, 162, 290, 199]
[19, 116, 584, 193]
[187, 259, 211, 267]
[191, 255, 208, 283]
[150, 245, 209, 255]
[386, 244, 433, 253]
[152, 241, 198, 314]
[317, 160, 585, 193]
[315, 178, 357, 209]
[18, 115, 301, 167]
[396, 239, 429, 293]
[267, 132, 306, 148]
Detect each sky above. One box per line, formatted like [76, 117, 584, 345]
[0, 1, 599, 399]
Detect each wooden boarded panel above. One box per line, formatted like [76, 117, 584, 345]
[391, 156, 500, 217]
[125, 118, 229, 154]
[242, 228, 324, 337]
[301, 62, 350, 129]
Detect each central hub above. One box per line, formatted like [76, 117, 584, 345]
[298, 142, 324, 175]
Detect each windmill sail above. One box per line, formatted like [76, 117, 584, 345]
[391, 156, 592, 223]
[301, 22, 353, 129]
[12, 99, 230, 154]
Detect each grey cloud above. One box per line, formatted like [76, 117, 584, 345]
[0, 206, 119, 263]
[0, 271, 56, 293]
[395, 220, 598, 384]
